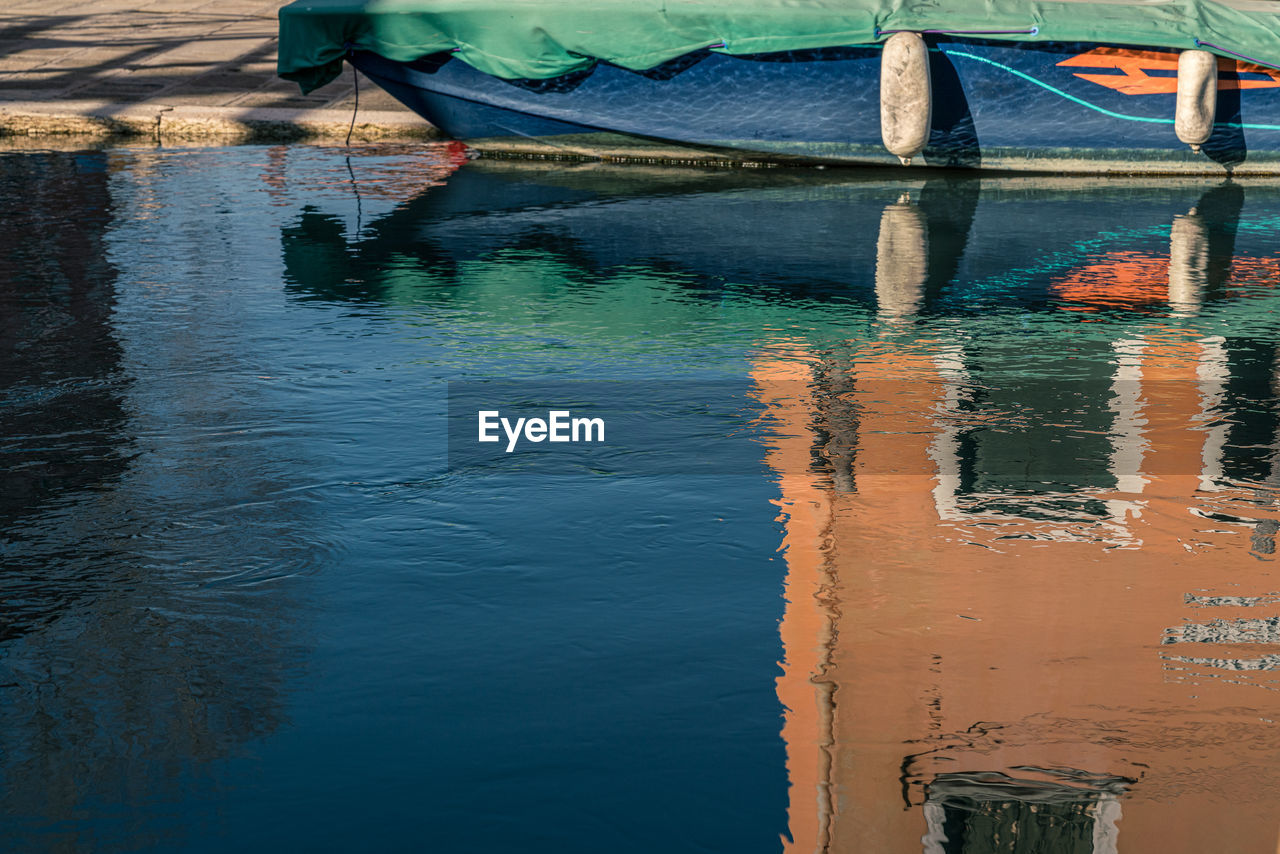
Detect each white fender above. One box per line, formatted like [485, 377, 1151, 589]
[880, 32, 932, 166]
[1176, 49, 1217, 151]
[1168, 207, 1208, 312]
[875, 193, 927, 317]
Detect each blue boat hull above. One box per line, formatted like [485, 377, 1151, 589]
[353, 39, 1280, 172]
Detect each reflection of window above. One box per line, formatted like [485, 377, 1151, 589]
[958, 371, 1120, 501]
[922, 770, 1125, 854]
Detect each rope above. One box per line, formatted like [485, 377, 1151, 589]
[345, 60, 359, 147]
[1195, 39, 1280, 72]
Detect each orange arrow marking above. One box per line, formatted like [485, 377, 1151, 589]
[1051, 250, 1280, 312]
[1058, 47, 1280, 95]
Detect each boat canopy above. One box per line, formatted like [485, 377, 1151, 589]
[278, 0, 1280, 93]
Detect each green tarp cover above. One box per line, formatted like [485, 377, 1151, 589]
[278, 0, 1280, 93]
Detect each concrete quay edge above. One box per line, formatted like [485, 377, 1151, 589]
[0, 101, 440, 144]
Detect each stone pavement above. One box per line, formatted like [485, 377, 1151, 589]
[0, 0, 435, 143]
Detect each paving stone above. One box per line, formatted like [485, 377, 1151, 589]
[75, 84, 167, 101]
[141, 38, 271, 63]
[253, 77, 311, 94]
[0, 77, 76, 90]
[3, 1, 96, 12]
[135, 89, 245, 105]
[226, 61, 278, 75]
[0, 0, 419, 142]
[0, 49, 85, 69]
[229, 93, 329, 108]
[327, 86, 404, 111]
[51, 45, 147, 65]
[184, 70, 274, 89]
[0, 89, 63, 101]
[198, 1, 280, 14]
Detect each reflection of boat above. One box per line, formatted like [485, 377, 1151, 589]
[283, 162, 979, 310]
[282, 159, 1273, 323]
[277, 1, 1280, 172]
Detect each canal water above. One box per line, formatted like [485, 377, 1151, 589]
[3, 143, 1280, 853]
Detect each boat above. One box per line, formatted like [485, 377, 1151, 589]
[277, 0, 1280, 173]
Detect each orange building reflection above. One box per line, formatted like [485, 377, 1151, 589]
[760, 246, 1280, 852]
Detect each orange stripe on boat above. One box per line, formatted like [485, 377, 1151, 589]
[1058, 47, 1280, 94]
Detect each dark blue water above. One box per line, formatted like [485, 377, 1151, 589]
[5, 144, 1280, 853]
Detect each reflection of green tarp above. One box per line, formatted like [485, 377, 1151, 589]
[278, 0, 1280, 93]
